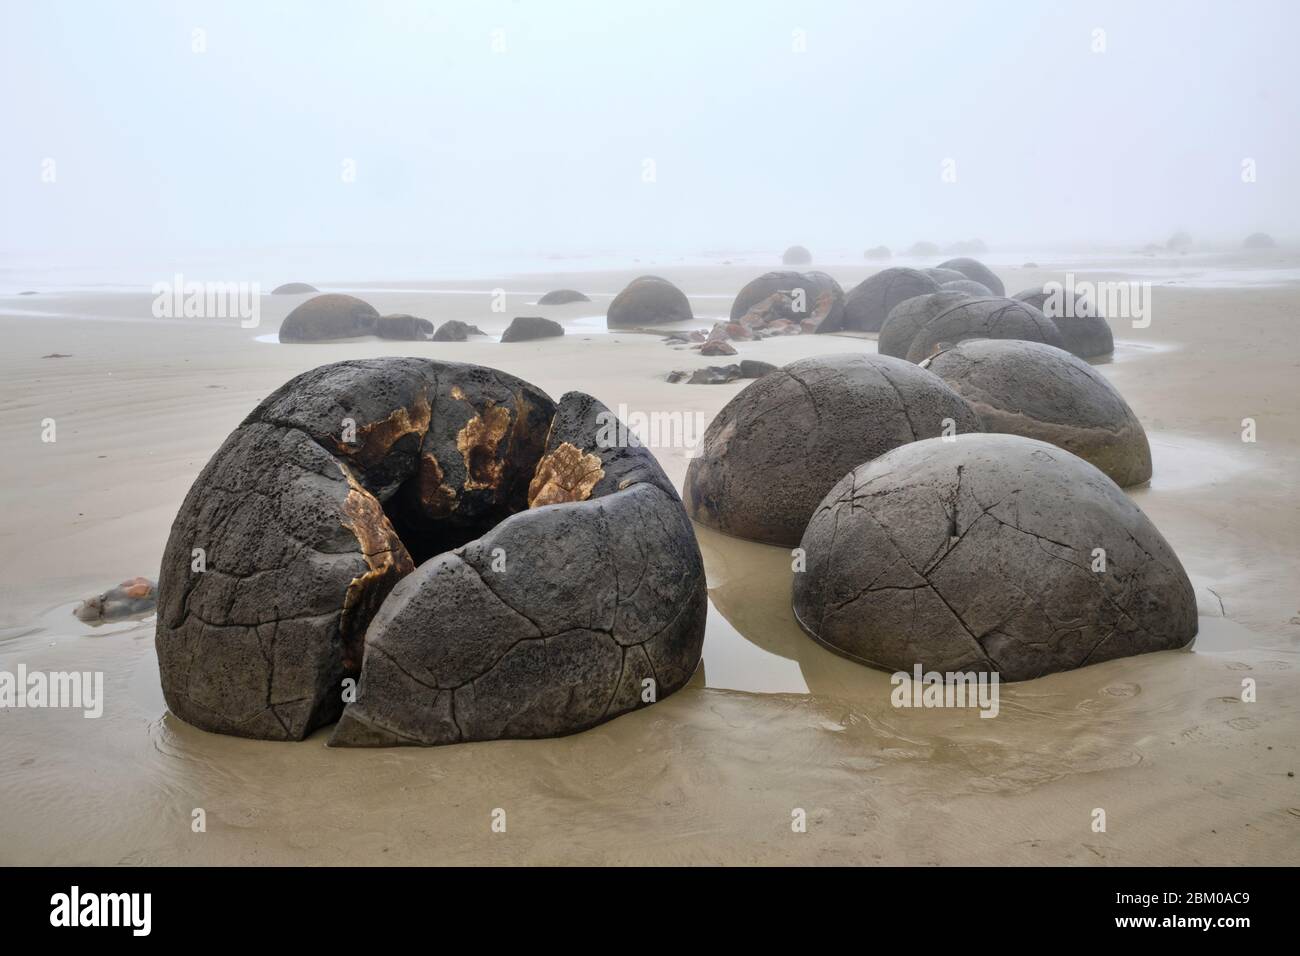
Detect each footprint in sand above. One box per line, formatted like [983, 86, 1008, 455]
[1227, 716, 1259, 731]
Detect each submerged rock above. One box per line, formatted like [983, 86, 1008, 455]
[923, 340, 1151, 486]
[607, 276, 693, 328]
[538, 289, 591, 305]
[904, 296, 1064, 363]
[684, 354, 982, 546]
[838, 268, 940, 332]
[278, 294, 379, 342]
[1013, 286, 1114, 358]
[156, 359, 705, 745]
[75, 577, 157, 624]
[937, 257, 1004, 296]
[501, 315, 564, 342]
[793, 434, 1196, 681]
[271, 282, 318, 295]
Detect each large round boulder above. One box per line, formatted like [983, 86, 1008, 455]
[607, 275, 693, 328]
[938, 257, 1004, 296]
[156, 359, 705, 745]
[729, 270, 844, 331]
[904, 296, 1064, 363]
[942, 279, 993, 297]
[1013, 286, 1114, 358]
[838, 268, 941, 333]
[793, 434, 1197, 681]
[683, 354, 983, 547]
[922, 340, 1151, 486]
[278, 294, 379, 343]
[877, 291, 972, 359]
[924, 268, 967, 285]
[782, 245, 812, 265]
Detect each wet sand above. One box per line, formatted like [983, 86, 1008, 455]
[1, 252, 1298, 865]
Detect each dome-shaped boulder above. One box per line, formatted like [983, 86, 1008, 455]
[941, 279, 993, 297]
[878, 291, 972, 359]
[904, 296, 1063, 363]
[730, 270, 844, 331]
[839, 268, 941, 333]
[793, 434, 1197, 681]
[937, 257, 1004, 296]
[278, 294, 379, 343]
[607, 276, 693, 328]
[271, 282, 318, 295]
[1013, 286, 1114, 358]
[683, 354, 982, 546]
[782, 245, 812, 265]
[922, 339, 1151, 486]
[538, 289, 590, 305]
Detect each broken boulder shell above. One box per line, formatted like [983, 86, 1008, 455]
[607, 275, 693, 328]
[792, 434, 1196, 681]
[1013, 287, 1114, 358]
[683, 354, 983, 547]
[937, 257, 1005, 296]
[837, 268, 941, 333]
[922, 339, 1151, 486]
[75, 577, 157, 625]
[904, 296, 1064, 363]
[155, 359, 704, 745]
[730, 270, 845, 331]
[278, 294, 379, 342]
[330, 390, 706, 746]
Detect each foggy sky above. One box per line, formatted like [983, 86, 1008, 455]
[2, 0, 1296, 272]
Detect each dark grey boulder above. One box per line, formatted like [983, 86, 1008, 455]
[904, 296, 1064, 363]
[538, 289, 590, 305]
[782, 245, 812, 265]
[607, 276, 693, 328]
[1013, 287, 1114, 358]
[375, 314, 434, 341]
[877, 291, 972, 359]
[739, 359, 778, 379]
[792, 434, 1197, 681]
[730, 270, 844, 331]
[683, 354, 983, 547]
[432, 319, 473, 342]
[156, 358, 557, 740]
[937, 257, 1004, 296]
[837, 268, 941, 333]
[501, 315, 564, 342]
[329, 391, 706, 746]
[922, 339, 1151, 486]
[1243, 232, 1276, 249]
[924, 268, 967, 285]
[271, 282, 318, 295]
[942, 279, 993, 297]
[278, 294, 379, 342]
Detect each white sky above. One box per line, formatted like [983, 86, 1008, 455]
[2, 0, 1296, 271]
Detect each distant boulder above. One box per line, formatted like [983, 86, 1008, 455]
[432, 320, 473, 341]
[838, 268, 940, 333]
[501, 316, 564, 342]
[271, 282, 318, 295]
[945, 239, 988, 255]
[782, 245, 812, 265]
[375, 314, 434, 341]
[938, 257, 1005, 296]
[538, 289, 590, 305]
[907, 241, 940, 257]
[864, 245, 892, 260]
[1243, 232, 1276, 249]
[1166, 230, 1193, 253]
[278, 294, 379, 343]
[607, 275, 693, 327]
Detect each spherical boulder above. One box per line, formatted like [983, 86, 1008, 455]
[782, 245, 812, 265]
[792, 434, 1197, 681]
[730, 270, 845, 331]
[1013, 286, 1114, 358]
[838, 268, 941, 333]
[156, 359, 705, 745]
[272, 282, 318, 295]
[538, 289, 590, 305]
[908, 241, 940, 257]
[1243, 232, 1276, 250]
[864, 245, 892, 260]
[683, 354, 983, 547]
[904, 296, 1064, 363]
[937, 257, 1004, 296]
[607, 275, 693, 328]
[278, 294, 379, 343]
[376, 314, 435, 340]
[877, 291, 972, 359]
[329, 390, 706, 747]
[942, 279, 993, 297]
[922, 339, 1151, 486]
[501, 315, 564, 342]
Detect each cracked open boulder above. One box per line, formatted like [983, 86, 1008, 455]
[729, 270, 845, 332]
[155, 358, 705, 745]
[922, 339, 1151, 486]
[683, 354, 983, 547]
[792, 434, 1196, 681]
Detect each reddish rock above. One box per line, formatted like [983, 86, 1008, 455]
[700, 340, 738, 356]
